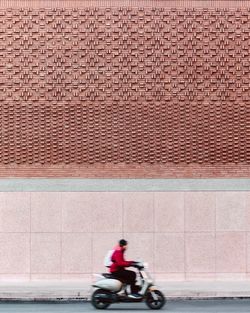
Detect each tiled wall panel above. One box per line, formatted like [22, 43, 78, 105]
[0, 191, 250, 282]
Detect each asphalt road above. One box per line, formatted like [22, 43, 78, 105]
[0, 300, 249, 313]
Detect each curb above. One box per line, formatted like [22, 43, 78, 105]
[0, 297, 250, 303]
[1, 295, 250, 302]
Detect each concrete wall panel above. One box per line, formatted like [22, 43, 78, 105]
[0, 191, 249, 281]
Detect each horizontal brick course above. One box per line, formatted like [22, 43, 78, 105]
[0, 163, 250, 178]
[0, 1, 250, 8]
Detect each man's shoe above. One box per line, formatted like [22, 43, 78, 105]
[128, 293, 142, 299]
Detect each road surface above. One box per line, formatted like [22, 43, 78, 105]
[0, 299, 249, 312]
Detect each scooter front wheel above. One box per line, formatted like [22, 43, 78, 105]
[91, 289, 112, 310]
[145, 290, 165, 310]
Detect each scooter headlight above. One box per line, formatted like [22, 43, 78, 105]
[143, 262, 149, 269]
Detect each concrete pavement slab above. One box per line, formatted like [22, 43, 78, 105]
[0, 281, 250, 301]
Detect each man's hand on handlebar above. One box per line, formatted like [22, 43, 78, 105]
[131, 261, 144, 269]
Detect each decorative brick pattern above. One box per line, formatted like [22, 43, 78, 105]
[0, 1, 250, 177]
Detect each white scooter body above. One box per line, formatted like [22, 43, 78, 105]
[93, 262, 153, 294]
[91, 262, 165, 310]
[94, 277, 122, 292]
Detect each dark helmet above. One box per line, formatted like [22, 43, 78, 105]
[119, 239, 128, 247]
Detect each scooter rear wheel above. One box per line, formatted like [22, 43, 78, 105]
[91, 289, 111, 310]
[145, 290, 165, 310]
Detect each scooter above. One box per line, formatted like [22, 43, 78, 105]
[91, 262, 165, 310]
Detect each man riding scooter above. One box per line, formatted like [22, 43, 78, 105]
[110, 239, 141, 299]
[92, 239, 165, 309]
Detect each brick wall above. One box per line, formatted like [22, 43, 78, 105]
[0, 0, 250, 177]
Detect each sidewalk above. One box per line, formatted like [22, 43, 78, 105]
[0, 281, 250, 301]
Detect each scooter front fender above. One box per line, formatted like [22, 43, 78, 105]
[148, 285, 158, 291]
[146, 286, 161, 301]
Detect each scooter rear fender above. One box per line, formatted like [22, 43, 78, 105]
[94, 291, 117, 303]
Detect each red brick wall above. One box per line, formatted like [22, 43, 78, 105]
[0, 0, 250, 178]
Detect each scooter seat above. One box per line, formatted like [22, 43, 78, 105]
[102, 273, 115, 279]
[102, 273, 127, 284]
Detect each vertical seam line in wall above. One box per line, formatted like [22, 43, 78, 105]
[184, 192, 186, 281]
[247, 231, 248, 276]
[91, 197, 94, 280]
[60, 192, 62, 280]
[122, 193, 124, 237]
[244, 193, 247, 276]
[215, 193, 217, 276]
[29, 192, 31, 280]
[153, 192, 155, 278]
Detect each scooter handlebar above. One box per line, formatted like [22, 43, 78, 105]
[131, 261, 144, 269]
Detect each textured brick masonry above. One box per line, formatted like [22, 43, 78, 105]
[0, 0, 250, 177]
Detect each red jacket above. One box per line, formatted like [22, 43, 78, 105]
[110, 246, 133, 273]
